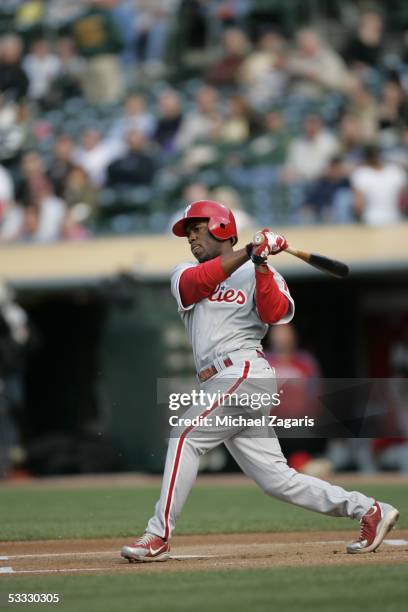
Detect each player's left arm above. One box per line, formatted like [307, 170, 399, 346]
[255, 264, 290, 324]
[250, 229, 295, 324]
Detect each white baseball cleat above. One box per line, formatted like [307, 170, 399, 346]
[347, 501, 400, 554]
[121, 532, 170, 562]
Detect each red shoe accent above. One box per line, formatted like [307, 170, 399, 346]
[347, 501, 400, 554]
[360, 502, 381, 543]
[121, 533, 170, 562]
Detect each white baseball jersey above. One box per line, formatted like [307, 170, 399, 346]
[171, 260, 294, 371]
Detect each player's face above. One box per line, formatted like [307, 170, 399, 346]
[186, 219, 222, 262]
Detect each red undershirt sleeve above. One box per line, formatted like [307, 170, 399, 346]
[255, 266, 289, 324]
[179, 256, 229, 307]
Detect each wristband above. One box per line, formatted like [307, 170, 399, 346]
[245, 243, 253, 259]
[247, 242, 267, 265]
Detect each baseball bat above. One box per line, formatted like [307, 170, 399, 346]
[253, 233, 349, 279]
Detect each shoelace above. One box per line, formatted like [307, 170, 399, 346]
[357, 519, 368, 542]
[358, 512, 376, 542]
[135, 532, 159, 546]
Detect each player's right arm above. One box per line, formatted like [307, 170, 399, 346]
[176, 249, 250, 308]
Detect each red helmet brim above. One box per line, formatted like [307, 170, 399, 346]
[172, 216, 208, 238]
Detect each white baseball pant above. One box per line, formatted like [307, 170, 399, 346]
[147, 352, 374, 539]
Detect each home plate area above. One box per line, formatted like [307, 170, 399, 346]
[1, 532, 408, 576]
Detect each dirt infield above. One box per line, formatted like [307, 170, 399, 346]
[3, 472, 408, 489]
[1, 531, 407, 577]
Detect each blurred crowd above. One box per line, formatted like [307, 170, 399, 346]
[0, 0, 408, 243]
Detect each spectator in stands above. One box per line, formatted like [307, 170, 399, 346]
[205, 27, 249, 87]
[0, 34, 28, 102]
[15, 0, 45, 33]
[0, 93, 28, 168]
[176, 85, 221, 151]
[31, 183, 66, 243]
[61, 204, 91, 241]
[302, 157, 353, 223]
[212, 185, 255, 233]
[17, 191, 65, 244]
[22, 38, 61, 104]
[284, 114, 339, 182]
[1, 4, 407, 243]
[342, 11, 384, 70]
[133, 0, 172, 76]
[351, 145, 407, 225]
[153, 89, 183, 151]
[347, 79, 379, 142]
[167, 181, 210, 233]
[220, 93, 259, 144]
[177, 0, 210, 56]
[0, 163, 23, 243]
[338, 114, 366, 169]
[42, 0, 85, 26]
[384, 125, 408, 172]
[46, 36, 86, 106]
[223, 109, 291, 195]
[106, 129, 155, 188]
[0, 163, 20, 243]
[48, 135, 75, 198]
[0, 201, 24, 243]
[19, 206, 39, 242]
[183, 181, 210, 203]
[73, 128, 123, 188]
[239, 29, 288, 109]
[247, 110, 291, 167]
[15, 152, 66, 242]
[288, 28, 352, 97]
[0, 163, 14, 215]
[17, 152, 51, 209]
[378, 79, 408, 139]
[180, 134, 222, 173]
[210, 0, 251, 28]
[109, 93, 155, 143]
[63, 167, 98, 211]
[109, 0, 138, 66]
[70, 0, 124, 104]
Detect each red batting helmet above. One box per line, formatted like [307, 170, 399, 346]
[172, 200, 238, 245]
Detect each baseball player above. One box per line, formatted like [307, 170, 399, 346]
[121, 199, 399, 562]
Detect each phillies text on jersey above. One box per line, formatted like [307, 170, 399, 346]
[171, 260, 294, 371]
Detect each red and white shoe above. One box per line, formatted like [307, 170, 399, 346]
[121, 533, 170, 562]
[347, 501, 400, 554]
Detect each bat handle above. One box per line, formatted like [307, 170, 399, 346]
[253, 231, 265, 245]
[253, 232, 290, 251]
[285, 245, 310, 261]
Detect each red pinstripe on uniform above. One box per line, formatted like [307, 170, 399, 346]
[163, 360, 251, 540]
